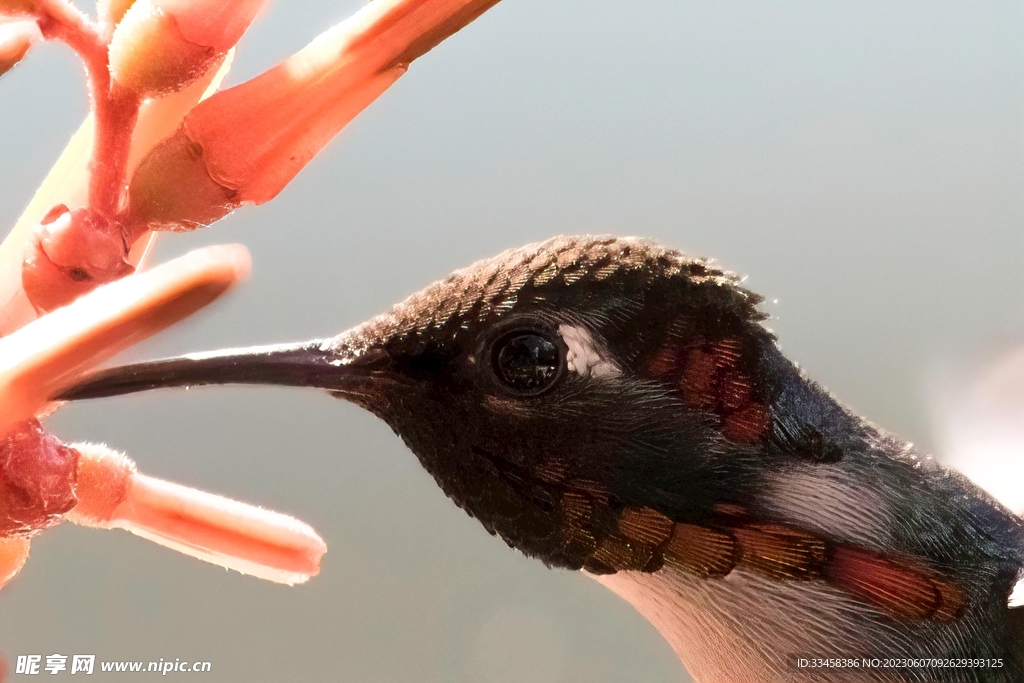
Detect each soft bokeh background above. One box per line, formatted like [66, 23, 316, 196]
[1, 2, 1022, 681]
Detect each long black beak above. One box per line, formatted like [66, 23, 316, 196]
[52, 340, 378, 401]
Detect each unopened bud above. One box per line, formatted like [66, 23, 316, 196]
[22, 205, 134, 313]
[109, 0, 264, 98]
[108, 0, 221, 97]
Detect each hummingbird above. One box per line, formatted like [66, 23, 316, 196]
[58, 235, 1024, 682]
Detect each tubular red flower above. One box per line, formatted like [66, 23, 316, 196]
[0, 0, 501, 597]
[67, 443, 326, 585]
[126, 0, 500, 230]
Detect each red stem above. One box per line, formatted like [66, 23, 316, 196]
[90, 87, 141, 219]
[34, 0, 141, 221]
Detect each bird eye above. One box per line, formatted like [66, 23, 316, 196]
[491, 331, 564, 396]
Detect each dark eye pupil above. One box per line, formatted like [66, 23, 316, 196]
[495, 333, 560, 394]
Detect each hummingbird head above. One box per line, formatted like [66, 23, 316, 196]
[58, 235, 1024, 676]
[59, 235, 777, 572]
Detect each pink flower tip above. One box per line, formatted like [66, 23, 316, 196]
[108, 0, 265, 98]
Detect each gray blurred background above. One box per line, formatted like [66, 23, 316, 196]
[1, 1, 1022, 681]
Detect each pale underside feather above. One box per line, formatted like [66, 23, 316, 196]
[591, 565, 993, 683]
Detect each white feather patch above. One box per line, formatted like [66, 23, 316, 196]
[762, 467, 893, 548]
[1010, 571, 1024, 608]
[558, 324, 620, 378]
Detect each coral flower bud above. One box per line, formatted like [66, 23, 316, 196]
[68, 443, 326, 585]
[108, 0, 222, 97]
[22, 205, 134, 313]
[0, 19, 40, 77]
[108, 0, 262, 98]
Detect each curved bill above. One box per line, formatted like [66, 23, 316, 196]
[52, 339, 376, 401]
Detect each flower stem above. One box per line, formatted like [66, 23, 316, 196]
[33, 0, 141, 219]
[90, 87, 141, 219]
